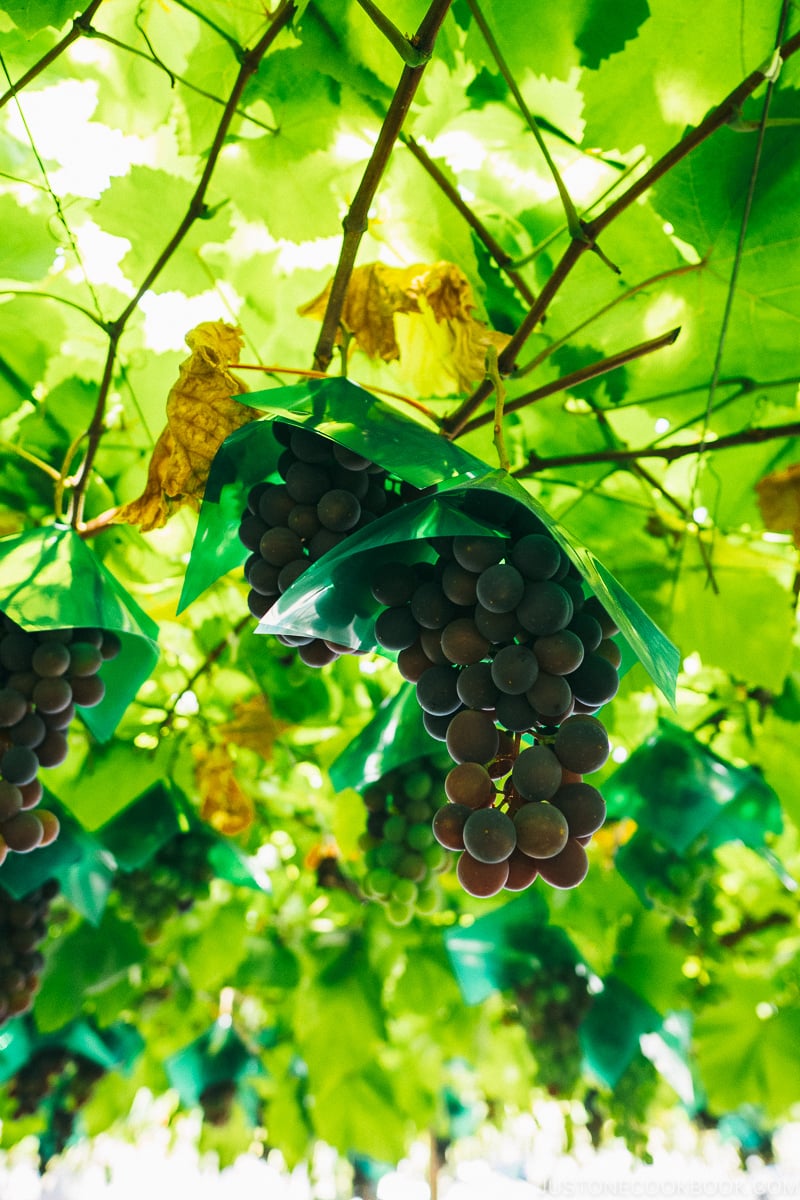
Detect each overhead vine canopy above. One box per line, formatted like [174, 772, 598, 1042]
[0, 0, 799, 1173]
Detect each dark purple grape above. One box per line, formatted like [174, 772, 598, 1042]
[510, 533, 561, 581]
[416, 666, 461, 716]
[553, 715, 610, 774]
[432, 803, 471, 850]
[317, 489, 361, 532]
[516, 581, 573, 636]
[551, 782, 606, 838]
[374, 607, 420, 652]
[456, 851, 509, 897]
[511, 744, 562, 802]
[514, 801, 569, 858]
[536, 839, 589, 889]
[452, 536, 508, 572]
[446, 709, 499, 765]
[463, 807, 516, 863]
[476, 563, 525, 613]
[491, 644, 539, 695]
[456, 661, 499, 710]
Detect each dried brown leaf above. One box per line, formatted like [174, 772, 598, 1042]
[299, 260, 510, 395]
[115, 321, 256, 531]
[194, 743, 254, 837]
[219, 692, 290, 758]
[756, 463, 800, 547]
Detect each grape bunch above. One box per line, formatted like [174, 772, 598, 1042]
[238, 421, 429, 667]
[0, 614, 121, 859]
[114, 831, 216, 942]
[511, 962, 593, 1096]
[0, 879, 59, 1027]
[7, 1045, 72, 1116]
[199, 1079, 238, 1126]
[368, 518, 619, 897]
[359, 761, 451, 924]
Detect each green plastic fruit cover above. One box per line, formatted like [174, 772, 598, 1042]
[444, 889, 576, 1005]
[97, 781, 269, 892]
[178, 376, 489, 612]
[164, 1020, 264, 1107]
[0, 793, 84, 897]
[329, 682, 448, 793]
[640, 1010, 704, 1110]
[605, 720, 783, 853]
[0, 1017, 33, 1084]
[261, 469, 679, 705]
[0, 789, 114, 923]
[97, 782, 184, 871]
[50, 1018, 129, 1072]
[579, 974, 662, 1089]
[0, 525, 160, 741]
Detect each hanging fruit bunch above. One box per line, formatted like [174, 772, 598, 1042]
[0, 879, 60, 1026]
[113, 829, 217, 943]
[237, 419, 431, 666]
[368, 509, 618, 898]
[359, 757, 451, 923]
[0, 614, 121, 859]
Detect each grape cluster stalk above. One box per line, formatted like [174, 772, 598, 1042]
[368, 515, 620, 897]
[237, 421, 429, 666]
[359, 760, 451, 924]
[0, 879, 59, 1027]
[0, 614, 121, 860]
[114, 831, 216, 943]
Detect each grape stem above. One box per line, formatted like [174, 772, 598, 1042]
[486, 345, 511, 472]
[311, 0, 454, 372]
[441, 25, 800, 439]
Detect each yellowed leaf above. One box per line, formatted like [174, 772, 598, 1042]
[115, 321, 256, 531]
[194, 743, 254, 836]
[218, 693, 290, 758]
[299, 260, 510, 395]
[756, 463, 800, 547]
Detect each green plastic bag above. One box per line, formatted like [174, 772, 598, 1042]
[0, 525, 159, 741]
[444, 889, 568, 1005]
[329, 682, 447, 793]
[164, 1020, 266, 1110]
[0, 1017, 33, 1083]
[605, 720, 783, 853]
[579, 975, 662, 1088]
[0, 791, 114, 924]
[178, 377, 488, 611]
[258, 471, 679, 705]
[97, 781, 269, 891]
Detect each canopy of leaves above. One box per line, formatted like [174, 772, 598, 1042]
[0, 0, 799, 1174]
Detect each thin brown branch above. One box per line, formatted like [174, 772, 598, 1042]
[442, 238, 585, 436]
[514, 421, 800, 477]
[458, 327, 681, 437]
[718, 912, 792, 948]
[587, 36, 800, 238]
[465, 0, 585, 242]
[443, 27, 800, 440]
[162, 614, 252, 734]
[66, 1, 298, 527]
[80, 26, 277, 134]
[312, 0, 453, 372]
[515, 260, 704, 378]
[0, 0, 104, 108]
[354, 0, 431, 65]
[401, 133, 537, 305]
[303, 3, 534, 314]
